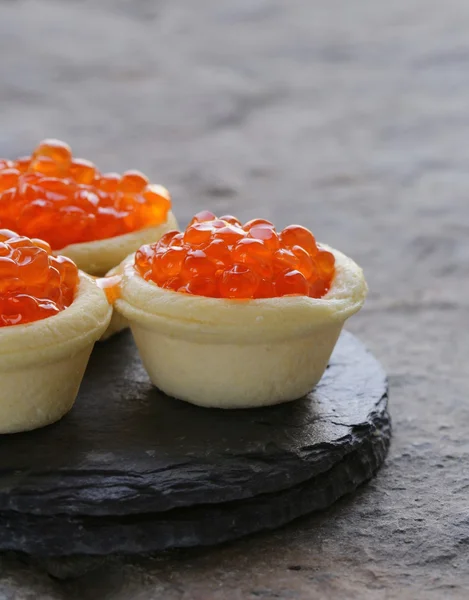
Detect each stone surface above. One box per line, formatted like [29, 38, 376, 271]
[0, 332, 389, 555]
[0, 0, 468, 597]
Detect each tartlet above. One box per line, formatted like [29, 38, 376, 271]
[0, 232, 111, 433]
[0, 139, 178, 276]
[115, 213, 367, 408]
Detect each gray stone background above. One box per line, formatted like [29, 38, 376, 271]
[0, 0, 468, 598]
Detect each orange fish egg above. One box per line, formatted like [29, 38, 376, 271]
[218, 264, 260, 299]
[249, 225, 280, 252]
[96, 274, 122, 304]
[134, 213, 335, 300]
[0, 139, 171, 250]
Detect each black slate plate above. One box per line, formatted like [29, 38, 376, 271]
[0, 330, 390, 555]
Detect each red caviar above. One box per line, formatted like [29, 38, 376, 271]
[96, 274, 122, 304]
[0, 139, 171, 250]
[134, 212, 335, 299]
[0, 230, 79, 326]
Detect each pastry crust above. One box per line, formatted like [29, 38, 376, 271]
[55, 211, 178, 276]
[100, 309, 129, 341]
[115, 245, 368, 408]
[0, 274, 112, 433]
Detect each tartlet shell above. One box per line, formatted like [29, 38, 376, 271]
[115, 245, 368, 408]
[0, 274, 112, 433]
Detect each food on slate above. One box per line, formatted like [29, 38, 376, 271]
[114, 212, 367, 408]
[0, 232, 111, 433]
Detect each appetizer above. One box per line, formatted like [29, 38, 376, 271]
[114, 212, 367, 408]
[0, 231, 111, 433]
[0, 139, 178, 276]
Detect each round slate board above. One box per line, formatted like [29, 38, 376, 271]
[0, 330, 390, 556]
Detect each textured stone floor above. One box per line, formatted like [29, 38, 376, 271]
[0, 0, 469, 598]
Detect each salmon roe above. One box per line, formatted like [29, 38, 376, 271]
[96, 274, 122, 304]
[0, 139, 171, 250]
[0, 230, 79, 327]
[134, 212, 335, 299]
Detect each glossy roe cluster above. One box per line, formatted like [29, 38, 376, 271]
[134, 212, 335, 299]
[0, 230, 78, 327]
[0, 139, 171, 250]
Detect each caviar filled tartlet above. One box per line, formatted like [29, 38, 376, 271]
[0, 139, 178, 276]
[0, 230, 111, 433]
[114, 212, 367, 408]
